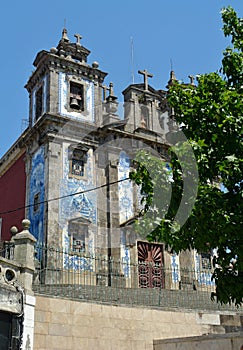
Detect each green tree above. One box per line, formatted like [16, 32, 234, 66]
[130, 6, 243, 306]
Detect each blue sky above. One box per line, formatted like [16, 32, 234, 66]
[0, 0, 242, 157]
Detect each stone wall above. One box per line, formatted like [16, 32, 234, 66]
[34, 295, 241, 350]
[153, 333, 243, 350]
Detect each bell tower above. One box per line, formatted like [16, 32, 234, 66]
[25, 28, 107, 127]
[24, 29, 109, 247]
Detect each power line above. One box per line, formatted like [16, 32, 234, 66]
[0, 177, 130, 216]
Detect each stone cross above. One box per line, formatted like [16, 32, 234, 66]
[138, 69, 153, 91]
[188, 75, 195, 85]
[74, 33, 82, 45]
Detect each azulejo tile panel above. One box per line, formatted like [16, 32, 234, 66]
[118, 151, 134, 224]
[29, 146, 45, 242]
[60, 144, 96, 267]
[120, 230, 130, 278]
[195, 253, 215, 286]
[171, 253, 180, 283]
[58, 72, 94, 123]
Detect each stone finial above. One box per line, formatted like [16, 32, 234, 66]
[92, 61, 99, 69]
[13, 219, 36, 243]
[169, 70, 176, 82]
[138, 69, 153, 91]
[167, 70, 177, 88]
[50, 47, 58, 54]
[61, 28, 69, 42]
[10, 226, 18, 236]
[22, 219, 31, 231]
[109, 82, 115, 97]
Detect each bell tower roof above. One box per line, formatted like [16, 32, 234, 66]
[56, 28, 91, 63]
[33, 28, 91, 67]
[25, 29, 108, 128]
[26, 28, 107, 93]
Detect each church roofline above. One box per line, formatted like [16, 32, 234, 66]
[33, 50, 50, 67]
[0, 129, 29, 176]
[122, 83, 160, 96]
[99, 120, 127, 131]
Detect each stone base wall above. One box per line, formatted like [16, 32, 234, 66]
[153, 333, 243, 350]
[34, 295, 240, 350]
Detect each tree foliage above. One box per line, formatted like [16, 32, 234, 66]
[130, 6, 243, 306]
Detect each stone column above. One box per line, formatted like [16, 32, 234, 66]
[11, 219, 36, 350]
[13, 219, 36, 293]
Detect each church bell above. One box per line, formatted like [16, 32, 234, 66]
[70, 97, 80, 109]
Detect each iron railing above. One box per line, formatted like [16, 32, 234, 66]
[32, 243, 242, 312]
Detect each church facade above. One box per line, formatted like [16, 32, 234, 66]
[0, 29, 213, 290]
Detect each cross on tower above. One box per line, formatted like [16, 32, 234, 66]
[138, 69, 153, 91]
[74, 33, 82, 45]
[188, 75, 195, 85]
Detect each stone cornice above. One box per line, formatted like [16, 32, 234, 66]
[25, 52, 107, 92]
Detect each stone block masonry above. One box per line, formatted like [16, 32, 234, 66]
[34, 295, 240, 350]
[153, 333, 243, 350]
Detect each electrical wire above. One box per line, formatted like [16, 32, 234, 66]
[0, 177, 130, 216]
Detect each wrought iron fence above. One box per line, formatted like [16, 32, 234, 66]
[32, 243, 242, 312]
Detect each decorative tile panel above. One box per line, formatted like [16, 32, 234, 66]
[120, 230, 130, 278]
[29, 146, 45, 242]
[63, 254, 93, 271]
[171, 253, 180, 283]
[60, 143, 96, 267]
[58, 72, 94, 122]
[118, 151, 134, 224]
[195, 252, 215, 286]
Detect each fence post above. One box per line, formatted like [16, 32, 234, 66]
[13, 219, 36, 293]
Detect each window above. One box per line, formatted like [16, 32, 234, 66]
[140, 105, 149, 129]
[35, 86, 43, 120]
[201, 253, 212, 270]
[69, 81, 84, 111]
[34, 193, 40, 213]
[69, 147, 88, 179]
[68, 219, 89, 253]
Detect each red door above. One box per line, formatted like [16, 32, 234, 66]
[137, 241, 164, 288]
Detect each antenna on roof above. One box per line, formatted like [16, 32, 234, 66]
[170, 58, 173, 71]
[131, 37, 135, 84]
